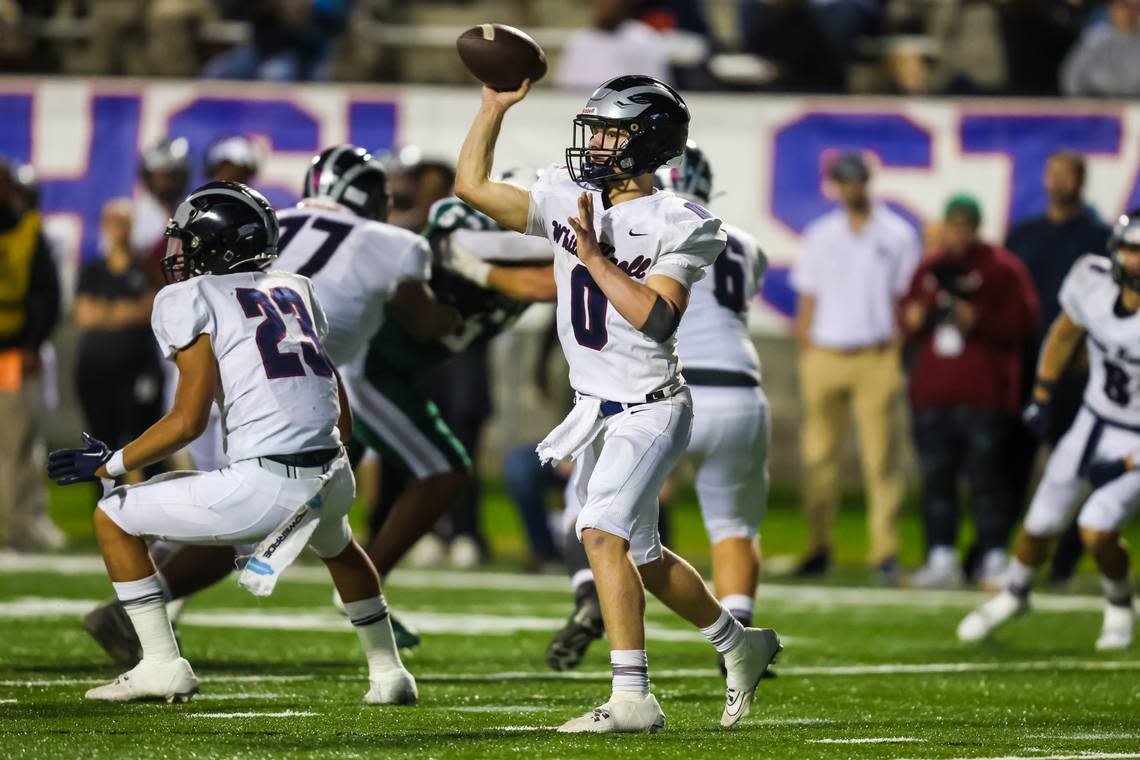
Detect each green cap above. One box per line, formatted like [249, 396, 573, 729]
[944, 193, 982, 227]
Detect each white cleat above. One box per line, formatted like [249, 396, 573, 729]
[908, 559, 965, 590]
[557, 693, 665, 733]
[1095, 603, 1135, 651]
[85, 658, 199, 703]
[721, 627, 782, 728]
[363, 668, 418, 706]
[957, 590, 1029, 642]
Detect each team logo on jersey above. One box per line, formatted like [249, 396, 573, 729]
[550, 220, 651, 279]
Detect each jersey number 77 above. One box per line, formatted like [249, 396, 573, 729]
[236, 286, 333, 379]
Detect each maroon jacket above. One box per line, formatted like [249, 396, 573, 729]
[901, 242, 1040, 413]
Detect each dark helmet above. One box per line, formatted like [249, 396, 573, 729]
[565, 75, 690, 190]
[653, 139, 712, 204]
[303, 144, 389, 221]
[161, 181, 278, 284]
[141, 137, 191, 175]
[1109, 207, 1140, 292]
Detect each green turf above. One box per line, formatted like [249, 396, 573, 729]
[0, 484, 1137, 758]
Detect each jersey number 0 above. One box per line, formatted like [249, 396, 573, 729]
[236, 286, 333, 379]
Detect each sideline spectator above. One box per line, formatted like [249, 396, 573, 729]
[202, 0, 351, 82]
[555, 0, 672, 89]
[1005, 150, 1111, 586]
[790, 153, 921, 581]
[132, 137, 190, 269]
[999, 0, 1093, 95]
[1061, 0, 1140, 97]
[901, 195, 1039, 588]
[204, 135, 260, 185]
[0, 159, 62, 550]
[73, 199, 163, 482]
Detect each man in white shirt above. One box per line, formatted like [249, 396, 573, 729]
[554, 0, 672, 89]
[790, 153, 921, 581]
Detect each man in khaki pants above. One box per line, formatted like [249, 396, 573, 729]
[0, 162, 61, 550]
[790, 154, 921, 581]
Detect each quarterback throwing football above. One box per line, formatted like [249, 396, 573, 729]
[454, 75, 781, 732]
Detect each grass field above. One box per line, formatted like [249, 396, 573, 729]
[0, 484, 1138, 759]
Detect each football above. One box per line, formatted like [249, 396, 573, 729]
[456, 23, 547, 92]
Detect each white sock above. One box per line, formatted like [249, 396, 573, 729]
[1005, 557, 1036, 597]
[928, 545, 957, 567]
[701, 607, 744, 655]
[610, 649, 649, 699]
[570, 568, 595, 594]
[344, 595, 402, 676]
[112, 574, 179, 663]
[720, 594, 754, 627]
[1101, 574, 1134, 607]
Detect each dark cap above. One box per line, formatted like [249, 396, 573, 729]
[827, 152, 870, 183]
[944, 193, 982, 227]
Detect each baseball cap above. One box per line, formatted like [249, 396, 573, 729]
[944, 193, 982, 227]
[827, 152, 870, 182]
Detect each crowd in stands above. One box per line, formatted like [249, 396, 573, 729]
[1, 0, 1139, 96]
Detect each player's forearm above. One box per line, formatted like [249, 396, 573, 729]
[582, 256, 672, 335]
[1034, 312, 1084, 399]
[99, 411, 205, 476]
[487, 265, 556, 302]
[455, 103, 507, 208]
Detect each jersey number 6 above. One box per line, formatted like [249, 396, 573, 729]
[236, 286, 333, 379]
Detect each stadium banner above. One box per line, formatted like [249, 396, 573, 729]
[3, 77, 1139, 334]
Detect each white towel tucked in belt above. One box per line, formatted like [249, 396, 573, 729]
[536, 396, 604, 465]
[238, 476, 331, 597]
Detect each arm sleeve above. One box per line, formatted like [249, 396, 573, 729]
[21, 234, 61, 349]
[150, 282, 213, 360]
[648, 217, 726, 289]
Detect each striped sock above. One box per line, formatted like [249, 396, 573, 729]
[1101, 574, 1134, 608]
[112, 574, 179, 663]
[721, 594, 754, 628]
[701, 607, 745, 655]
[344, 595, 401, 676]
[1005, 558, 1035, 599]
[610, 649, 649, 699]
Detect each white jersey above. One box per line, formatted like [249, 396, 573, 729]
[675, 222, 767, 381]
[526, 164, 726, 402]
[274, 202, 430, 366]
[1059, 254, 1140, 427]
[150, 271, 341, 461]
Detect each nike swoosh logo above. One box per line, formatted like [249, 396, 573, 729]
[725, 689, 746, 716]
[628, 230, 648, 237]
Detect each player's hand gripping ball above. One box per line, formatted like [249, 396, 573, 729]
[457, 24, 547, 91]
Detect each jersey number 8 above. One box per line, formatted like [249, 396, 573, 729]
[236, 286, 333, 379]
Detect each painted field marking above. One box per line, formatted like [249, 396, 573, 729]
[810, 737, 925, 744]
[449, 705, 550, 713]
[496, 726, 549, 732]
[0, 551, 1109, 612]
[0, 698, 16, 704]
[188, 710, 318, 718]
[897, 755, 1140, 760]
[195, 692, 286, 701]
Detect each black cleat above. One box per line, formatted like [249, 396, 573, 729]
[547, 585, 605, 672]
[792, 549, 831, 578]
[82, 600, 142, 668]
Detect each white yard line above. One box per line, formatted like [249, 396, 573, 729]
[0, 698, 16, 704]
[194, 692, 286, 701]
[897, 755, 1140, 760]
[0, 551, 1109, 612]
[449, 705, 550, 713]
[810, 737, 925, 744]
[496, 726, 550, 732]
[187, 710, 318, 718]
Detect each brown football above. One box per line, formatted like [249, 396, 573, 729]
[456, 24, 547, 91]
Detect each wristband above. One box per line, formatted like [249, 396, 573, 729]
[105, 449, 127, 478]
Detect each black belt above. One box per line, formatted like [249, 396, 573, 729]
[265, 448, 341, 468]
[685, 368, 759, 388]
[599, 383, 685, 417]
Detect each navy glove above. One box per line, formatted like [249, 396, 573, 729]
[1087, 459, 1129, 489]
[47, 432, 112, 486]
[1022, 400, 1051, 440]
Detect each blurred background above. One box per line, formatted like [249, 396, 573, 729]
[3, 0, 1140, 585]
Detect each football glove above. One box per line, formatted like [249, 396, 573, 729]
[437, 235, 491, 287]
[1087, 458, 1129, 489]
[1022, 400, 1051, 440]
[47, 432, 113, 486]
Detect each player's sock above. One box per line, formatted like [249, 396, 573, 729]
[702, 607, 746, 662]
[1101, 574, 1134, 608]
[720, 594, 754, 628]
[344, 595, 401, 675]
[570, 568, 595, 594]
[111, 574, 179, 663]
[1005, 557, 1036, 599]
[610, 649, 650, 700]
